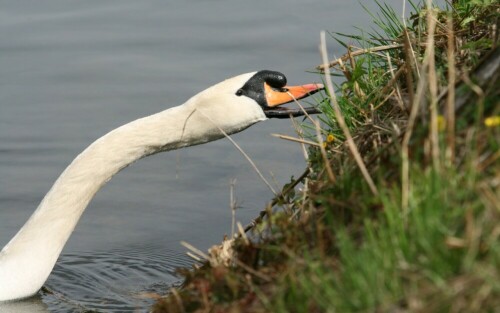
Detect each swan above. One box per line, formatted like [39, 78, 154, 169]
[0, 70, 323, 301]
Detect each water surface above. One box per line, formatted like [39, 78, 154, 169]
[1, 1, 409, 311]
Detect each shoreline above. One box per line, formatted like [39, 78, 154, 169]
[154, 1, 499, 312]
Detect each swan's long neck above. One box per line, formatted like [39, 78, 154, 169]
[0, 98, 265, 301]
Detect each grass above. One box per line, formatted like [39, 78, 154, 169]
[153, 1, 499, 312]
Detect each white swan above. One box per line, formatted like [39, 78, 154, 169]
[0, 70, 323, 301]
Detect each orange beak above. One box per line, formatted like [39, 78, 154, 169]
[265, 83, 324, 107]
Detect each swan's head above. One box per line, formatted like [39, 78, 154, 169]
[233, 70, 324, 118]
[184, 70, 324, 137]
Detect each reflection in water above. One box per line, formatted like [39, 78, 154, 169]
[0, 297, 50, 313]
[40, 247, 190, 312]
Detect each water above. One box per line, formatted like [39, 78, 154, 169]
[1, 1, 410, 311]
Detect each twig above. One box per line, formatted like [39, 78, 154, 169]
[373, 89, 397, 111]
[462, 72, 485, 100]
[402, 1, 421, 79]
[233, 258, 271, 282]
[315, 121, 336, 183]
[177, 109, 198, 179]
[446, 14, 456, 163]
[170, 288, 186, 313]
[197, 109, 277, 195]
[320, 31, 379, 196]
[378, 61, 405, 99]
[230, 179, 237, 238]
[237, 222, 250, 246]
[287, 93, 317, 125]
[181, 241, 209, 260]
[288, 118, 312, 209]
[426, 0, 441, 171]
[316, 44, 403, 71]
[289, 115, 311, 161]
[386, 53, 406, 111]
[347, 48, 367, 100]
[186, 252, 203, 262]
[272, 133, 343, 153]
[242, 167, 311, 234]
[401, 63, 427, 217]
[271, 133, 321, 147]
[403, 29, 416, 111]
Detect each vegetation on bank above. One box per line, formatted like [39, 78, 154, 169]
[154, 1, 499, 312]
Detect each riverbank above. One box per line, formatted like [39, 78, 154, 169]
[153, 1, 499, 312]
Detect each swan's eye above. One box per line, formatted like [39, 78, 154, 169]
[270, 87, 288, 93]
[236, 89, 243, 96]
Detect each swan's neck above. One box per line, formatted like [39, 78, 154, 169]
[0, 101, 265, 301]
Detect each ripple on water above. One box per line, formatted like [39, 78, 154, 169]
[41, 246, 192, 312]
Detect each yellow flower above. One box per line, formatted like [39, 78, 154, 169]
[437, 115, 446, 132]
[484, 116, 500, 127]
[326, 134, 335, 143]
[322, 141, 328, 148]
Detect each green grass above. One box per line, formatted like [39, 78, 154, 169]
[270, 164, 499, 312]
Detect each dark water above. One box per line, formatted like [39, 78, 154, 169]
[1, 1, 410, 312]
